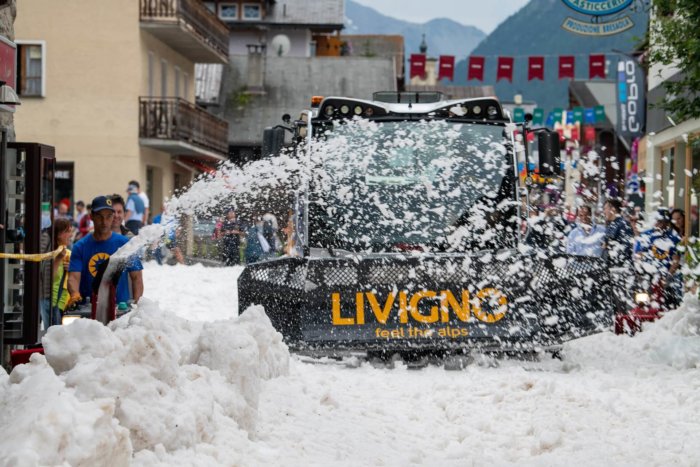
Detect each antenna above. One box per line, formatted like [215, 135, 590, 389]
[270, 34, 291, 57]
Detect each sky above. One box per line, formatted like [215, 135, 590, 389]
[351, 0, 531, 33]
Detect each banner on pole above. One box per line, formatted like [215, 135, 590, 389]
[409, 54, 426, 79]
[513, 108, 525, 122]
[496, 56, 514, 82]
[594, 105, 606, 123]
[467, 56, 485, 81]
[589, 54, 606, 79]
[532, 108, 545, 125]
[616, 56, 645, 144]
[528, 56, 545, 81]
[559, 56, 575, 79]
[438, 55, 455, 81]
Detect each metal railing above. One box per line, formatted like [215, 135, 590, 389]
[139, 97, 228, 156]
[139, 0, 229, 59]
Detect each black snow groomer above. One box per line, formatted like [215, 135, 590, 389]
[239, 92, 613, 357]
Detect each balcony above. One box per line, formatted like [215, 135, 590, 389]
[139, 97, 229, 160]
[140, 0, 229, 64]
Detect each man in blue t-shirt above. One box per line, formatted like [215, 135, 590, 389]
[67, 195, 144, 306]
[125, 184, 145, 235]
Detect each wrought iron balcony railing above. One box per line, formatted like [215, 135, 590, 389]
[140, 0, 229, 63]
[139, 97, 228, 157]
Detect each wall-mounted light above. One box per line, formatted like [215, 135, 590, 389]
[0, 80, 20, 106]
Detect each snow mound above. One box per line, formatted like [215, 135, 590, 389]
[0, 354, 131, 466]
[565, 293, 700, 370]
[0, 301, 289, 465]
[635, 294, 700, 369]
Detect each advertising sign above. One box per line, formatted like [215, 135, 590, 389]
[562, 0, 633, 16]
[616, 57, 645, 144]
[560, 0, 635, 36]
[0, 35, 16, 113]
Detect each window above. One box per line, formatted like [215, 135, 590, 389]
[161, 59, 167, 98]
[218, 3, 238, 20]
[242, 3, 261, 20]
[16, 41, 45, 97]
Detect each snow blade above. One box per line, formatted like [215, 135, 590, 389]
[238, 253, 614, 356]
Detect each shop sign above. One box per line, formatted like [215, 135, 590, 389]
[561, 0, 635, 36]
[562, 0, 633, 16]
[616, 57, 645, 144]
[562, 16, 634, 36]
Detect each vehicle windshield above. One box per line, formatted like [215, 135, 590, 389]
[308, 118, 516, 253]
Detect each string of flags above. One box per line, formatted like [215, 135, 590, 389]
[513, 105, 607, 127]
[511, 106, 607, 146]
[410, 53, 609, 82]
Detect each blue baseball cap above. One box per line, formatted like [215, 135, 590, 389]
[91, 195, 115, 213]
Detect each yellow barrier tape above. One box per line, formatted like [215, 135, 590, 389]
[0, 246, 66, 262]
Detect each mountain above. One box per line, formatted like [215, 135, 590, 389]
[345, 0, 486, 59]
[453, 0, 649, 110]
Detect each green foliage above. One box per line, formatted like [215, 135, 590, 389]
[682, 239, 700, 296]
[649, 0, 700, 120]
[360, 40, 376, 58]
[227, 87, 254, 111]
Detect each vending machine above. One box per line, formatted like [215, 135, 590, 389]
[1, 140, 55, 348]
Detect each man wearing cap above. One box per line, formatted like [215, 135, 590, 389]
[66, 196, 143, 308]
[634, 208, 682, 306]
[125, 183, 146, 235]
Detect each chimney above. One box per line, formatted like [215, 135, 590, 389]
[246, 44, 266, 94]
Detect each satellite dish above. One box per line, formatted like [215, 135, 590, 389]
[270, 34, 291, 57]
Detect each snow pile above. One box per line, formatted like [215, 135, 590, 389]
[0, 300, 289, 466]
[562, 293, 700, 372]
[634, 294, 700, 369]
[0, 357, 131, 466]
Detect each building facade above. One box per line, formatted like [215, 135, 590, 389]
[14, 0, 230, 218]
[645, 67, 700, 233]
[642, 11, 700, 237]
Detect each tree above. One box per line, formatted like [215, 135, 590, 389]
[648, 0, 700, 120]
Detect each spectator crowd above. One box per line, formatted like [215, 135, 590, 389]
[527, 195, 687, 310]
[41, 181, 150, 330]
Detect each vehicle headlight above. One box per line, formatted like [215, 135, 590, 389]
[634, 292, 650, 305]
[62, 315, 82, 325]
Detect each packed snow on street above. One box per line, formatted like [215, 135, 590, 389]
[1, 262, 700, 466]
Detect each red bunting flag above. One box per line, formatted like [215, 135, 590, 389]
[589, 54, 606, 79]
[409, 54, 426, 79]
[496, 56, 514, 82]
[584, 125, 596, 143]
[528, 56, 545, 81]
[467, 56, 485, 81]
[438, 55, 455, 81]
[559, 55, 575, 79]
